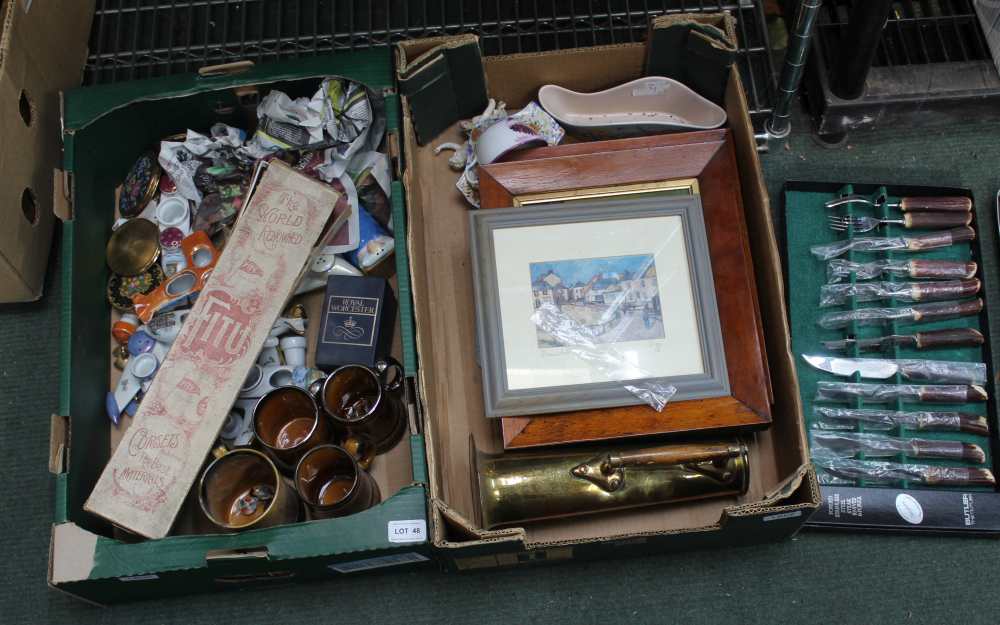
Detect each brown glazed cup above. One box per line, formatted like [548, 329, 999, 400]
[294, 444, 381, 519]
[198, 448, 300, 532]
[253, 386, 334, 472]
[320, 358, 407, 454]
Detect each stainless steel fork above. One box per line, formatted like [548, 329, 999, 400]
[824, 194, 972, 212]
[827, 215, 900, 233]
[827, 212, 972, 233]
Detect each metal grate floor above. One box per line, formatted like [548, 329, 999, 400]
[84, 0, 777, 127]
[817, 0, 992, 70]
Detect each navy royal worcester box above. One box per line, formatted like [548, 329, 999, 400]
[317, 275, 397, 370]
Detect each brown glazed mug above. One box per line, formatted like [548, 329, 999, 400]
[321, 358, 407, 454]
[294, 444, 381, 519]
[198, 448, 300, 532]
[253, 386, 335, 472]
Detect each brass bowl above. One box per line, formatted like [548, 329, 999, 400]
[106, 218, 161, 276]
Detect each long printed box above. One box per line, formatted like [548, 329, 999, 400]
[85, 161, 336, 539]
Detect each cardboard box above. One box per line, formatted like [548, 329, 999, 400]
[0, 0, 94, 301]
[49, 51, 430, 604]
[396, 23, 821, 568]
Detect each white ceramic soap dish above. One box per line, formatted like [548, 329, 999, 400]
[538, 77, 726, 139]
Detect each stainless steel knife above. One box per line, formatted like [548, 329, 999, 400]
[813, 406, 989, 436]
[810, 431, 986, 463]
[803, 355, 986, 384]
[821, 328, 985, 352]
[813, 455, 996, 488]
[815, 382, 988, 404]
[818, 298, 984, 329]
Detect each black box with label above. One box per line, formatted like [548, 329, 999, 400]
[317, 275, 397, 370]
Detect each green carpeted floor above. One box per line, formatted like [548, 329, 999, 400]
[4, 107, 1000, 624]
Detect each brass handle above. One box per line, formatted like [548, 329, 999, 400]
[572, 441, 744, 493]
[609, 442, 743, 469]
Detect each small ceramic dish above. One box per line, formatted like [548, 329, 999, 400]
[538, 76, 727, 139]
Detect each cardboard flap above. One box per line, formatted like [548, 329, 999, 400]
[52, 169, 71, 221]
[49, 414, 69, 474]
[386, 130, 402, 180]
[396, 34, 487, 145]
[763, 463, 812, 504]
[645, 13, 737, 105]
[719, 465, 818, 525]
[432, 499, 524, 546]
[49, 523, 98, 585]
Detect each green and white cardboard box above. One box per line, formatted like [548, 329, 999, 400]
[48, 50, 432, 605]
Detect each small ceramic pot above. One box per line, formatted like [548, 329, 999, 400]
[111, 313, 140, 345]
[258, 337, 281, 367]
[279, 336, 308, 367]
[155, 195, 190, 232]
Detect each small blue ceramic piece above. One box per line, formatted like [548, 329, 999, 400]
[127, 330, 157, 356]
[106, 392, 121, 426]
[348, 206, 395, 272]
[124, 398, 140, 417]
[292, 366, 312, 388]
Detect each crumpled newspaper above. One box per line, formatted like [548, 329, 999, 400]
[249, 77, 389, 238]
[243, 78, 385, 176]
[156, 77, 390, 250]
[158, 123, 247, 205]
[437, 100, 564, 207]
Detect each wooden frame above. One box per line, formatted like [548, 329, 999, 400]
[479, 129, 772, 449]
[469, 196, 730, 417]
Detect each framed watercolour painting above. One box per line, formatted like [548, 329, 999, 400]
[478, 129, 772, 448]
[470, 195, 729, 417]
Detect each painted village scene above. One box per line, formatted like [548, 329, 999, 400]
[530, 254, 665, 348]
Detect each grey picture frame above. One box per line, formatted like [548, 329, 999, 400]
[469, 195, 730, 418]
